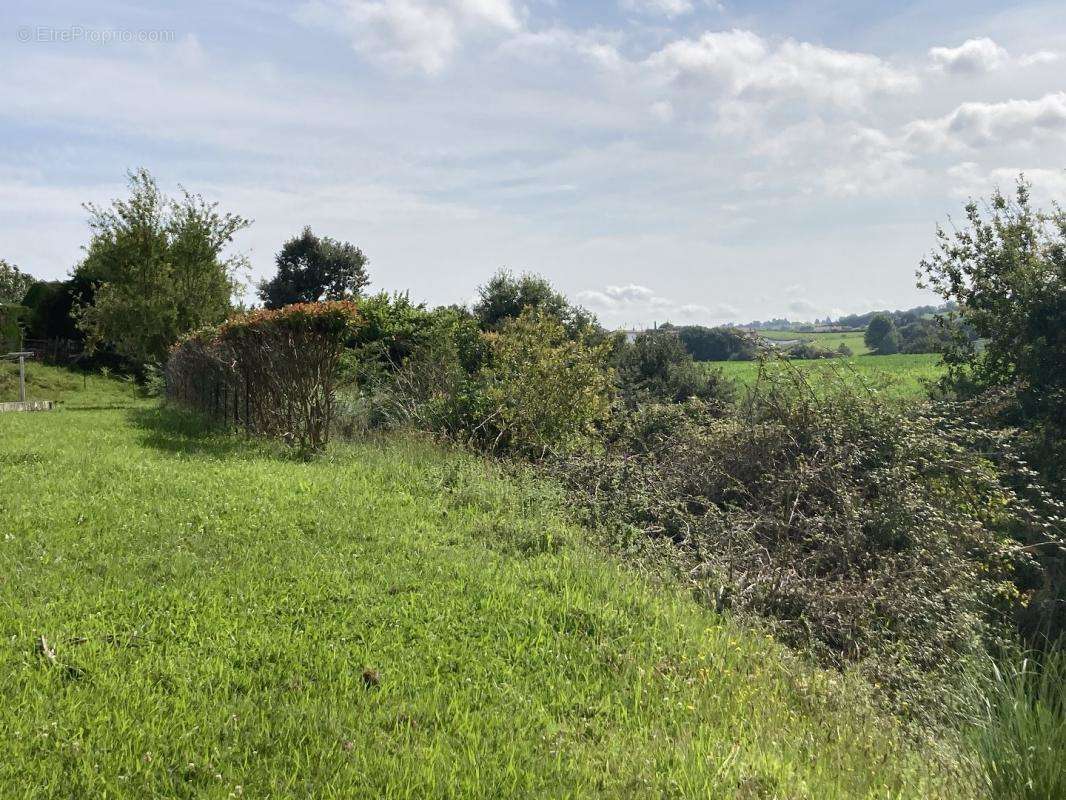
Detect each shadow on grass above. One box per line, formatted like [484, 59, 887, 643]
[127, 405, 287, 461]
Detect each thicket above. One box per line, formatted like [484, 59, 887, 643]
[920, 179, 1066, 644]
[317, 267, 1064, 737]
[616, 330, 732, 406]
[671, 324, 757, 361]
[167, 301, 360, 452]
[551, 363, 1060, 718]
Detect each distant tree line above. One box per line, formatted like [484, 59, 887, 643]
[662, 324, 758, 361]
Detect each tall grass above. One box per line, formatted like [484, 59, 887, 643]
[0, 377, 972, 798]
[965, 650, 1066, 799]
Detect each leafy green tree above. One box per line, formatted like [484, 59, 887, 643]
[919, 181, 1066, 458]
[22, 277, 94, 341]
[896, 318, 954, 354]
[258, 227, 369, 309]
[473, 269, 595, 335]
[919, 177, 1066, 642]
[675, 325, 756, 361]
[617, 330, 732, 405]
[76, 168, 250, 367]
[864, 313, 899, 354]
[919, 178, 1065, 407]
[0, 259, 34, 305]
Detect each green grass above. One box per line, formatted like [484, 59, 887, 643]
[0, 369, 969, 798]
[0, 360, 137, 409]
[708, 353, 945, 401]
[963, 652, 1066, 799]
[755, 330, 870, 355]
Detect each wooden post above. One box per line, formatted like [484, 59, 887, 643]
[6, 352, 34, 402]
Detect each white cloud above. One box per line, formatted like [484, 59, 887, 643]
[929, 37, 1008, 74]
[1019, 50, 1061, 67]
[295, 0, 522, 74]
[577, 284, 739, 325]
[622, 0, 695, 18]
[494, 27, 624, 71]
[648, 100, 674, 122]
[928, 38, 1061, 74]
[645, 30, 917, 109]
[946, 162, 1066, 203]
[906, 92, 1066, 150]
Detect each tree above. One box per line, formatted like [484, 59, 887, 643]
[473, 269, 595, 334]
[22, 278, 91, 341]
[258, 227, 369, 309]
[75, 169, 250, 367]
[919, 178, 1065, 477]
[0, 259, 34, 305]
[675, 325, 756, 361]
[617, 330, 731, 405]
[864, 313, 899, 354]
[919, 177, 1066, 643]
[920, 178, 1065, 403]
[896, 318, 954, 354]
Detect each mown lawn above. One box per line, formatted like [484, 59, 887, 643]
[0, 370, 969, 798]
[707, 353, 945, 401]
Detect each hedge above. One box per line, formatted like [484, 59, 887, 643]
[167, 302, 361, 452]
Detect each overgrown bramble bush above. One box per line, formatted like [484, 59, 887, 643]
[553, 362, 1059, 717]
[167, 301, 361, 452]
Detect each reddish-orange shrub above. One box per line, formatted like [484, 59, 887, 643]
[167, 301, 361, 452]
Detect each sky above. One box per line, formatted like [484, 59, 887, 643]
[2, 0, 1064, 327]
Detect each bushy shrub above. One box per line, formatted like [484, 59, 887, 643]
[674, 325, 757, 361]
[554, 362, 1057, 717]
[477, 309, 614, 457]
[786, 341, 839, 360]
[357, 306, 489, 437]
[167, 301, 361, 452]
[616, 330, 733, 407]
[360, 307, 613, 458]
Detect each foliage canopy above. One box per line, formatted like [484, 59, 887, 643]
[258, 227, 369, 309]
[76, 168, 249, 367]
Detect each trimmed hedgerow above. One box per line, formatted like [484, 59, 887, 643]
[167, 301, 361, 452]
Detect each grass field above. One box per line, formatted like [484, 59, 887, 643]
[0, 360, 134, 409]
[755, 329, 871, 355]
[0, 365, 969, 798]
[708, 353, 945, 401]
